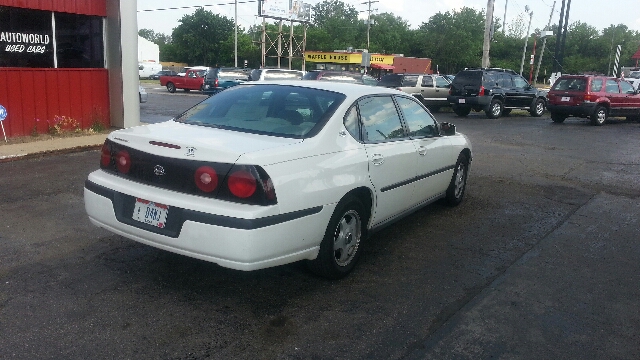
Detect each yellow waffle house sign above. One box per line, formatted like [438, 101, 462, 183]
[305, 51, 394, 65]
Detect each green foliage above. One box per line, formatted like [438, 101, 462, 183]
[140, 4, 640, 79]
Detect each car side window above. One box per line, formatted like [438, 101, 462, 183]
[590, 78, 603, 92]
[513, 75, 529, 88]
[395, 96, 437, 138]
[421, 76, 434, 87]
[358, 96, 406, 142]
[619, 80, 635, 94]
[344, 105, 360, 140]
[435, 76, 450, 88]
[403, 75, 419, 87]
[499, 74, 513, 87]
[606, 79, 620, 93]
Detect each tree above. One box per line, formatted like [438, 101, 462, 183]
[368, 13, 411, 54]
[138, 29, 171, 45]
[170, 8, 235, 66]
[311, 0, 360, 51]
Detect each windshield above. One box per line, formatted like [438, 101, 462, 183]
[175, 84, 346, 138]
[629, 71, 640, 79]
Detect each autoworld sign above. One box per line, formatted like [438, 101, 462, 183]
[0, 6, 54, 67]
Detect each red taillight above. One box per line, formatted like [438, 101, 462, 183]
[228, 170, 257, 198]
[479, 86, 485, 96]
[214, 78, 219, 88]
[584, 94, 597, 102]
[116, 150, 131, 174]
[194, 166, 218, 193]
[100, 143, 111, 167]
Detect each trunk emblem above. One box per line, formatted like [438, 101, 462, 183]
[154, 165, 166, 176]
[185, 147, 196, 157]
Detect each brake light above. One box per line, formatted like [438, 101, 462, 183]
[100, 142, 111, 167]
[479, 86, 485, 96]
[116, 150, 131, 174]
[214, 78, 219, 88]
[584, 94, 597, 102]
[228, 170, 257, 198]
[194, 166, 219, 193]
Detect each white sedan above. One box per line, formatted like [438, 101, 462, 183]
[84, 81, 472, 279]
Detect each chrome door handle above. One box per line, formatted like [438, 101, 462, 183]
[371, 154, 384, 165]
[418, 146, 428, 156]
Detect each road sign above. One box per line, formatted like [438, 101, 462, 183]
[0, 105, 7, 142]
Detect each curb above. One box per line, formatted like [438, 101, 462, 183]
[0, 143, 103, 164]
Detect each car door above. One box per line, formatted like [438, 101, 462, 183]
[394, 96, 455, 204]
[605, 79, 624, 116]
[356, 95, 417, 227]
[510, 75, 534, 107]
[619, 80, 639, 116]
[419, 75, 435, 102]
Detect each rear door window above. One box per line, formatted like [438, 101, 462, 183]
[590, 78, 603, 92]
[402, 75, 419, 87]
[606, 79, 620, 93]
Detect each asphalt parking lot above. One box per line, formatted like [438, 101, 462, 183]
[1, 86, 639, 359]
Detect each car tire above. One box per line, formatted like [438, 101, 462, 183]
[184, 89, 191, 92]
[590, 106, 607, 126]
[445, 153, 469, 206]
[626, 115, 640, 122]
[485, 99, 503, 119]
[453, 105, 471, 117]
[530, 98, 545, 117]
[551, 112, 566, 123]
[166, 82, 176, 93]
[307, 195, 367, 279]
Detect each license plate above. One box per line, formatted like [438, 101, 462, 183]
[133, 198, 169, 228]
[458, 99, 466, 104]
[561, 96, 570, 101]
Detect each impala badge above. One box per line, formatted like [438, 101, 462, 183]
[185, 147, 196, 157]
[154, 165, 165, 176]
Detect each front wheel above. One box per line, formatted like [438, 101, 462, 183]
[485, 99, 503, 119]
[307, 196, 367, 279]
[453, 105, 471, 117]
[445, 153, 469, 206]
[166, 82, 176, 93]
[590, 106, 607, 126]
[530, 98, 545, 117]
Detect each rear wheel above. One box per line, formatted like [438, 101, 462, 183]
[551, 112, 566, 123]
[307, 196, 367, 279]
[445, 153, 469, 206]
[166, 82, 176, 93]
[485, 99, 503, 119]
[590, 106, 607, 126]
[453, 105, 471, 117]
[530, 98, 545, 117]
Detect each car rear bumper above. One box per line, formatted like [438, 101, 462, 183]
[84, 173, 333, 271]
[447, 96, 491, 107]
[547, 102, 597, 117]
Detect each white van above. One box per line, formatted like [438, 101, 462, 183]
[139, 62, 163, 79]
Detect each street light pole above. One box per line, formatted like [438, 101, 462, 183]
[234, 0, 238, 68]
[519, 8, 533, 76]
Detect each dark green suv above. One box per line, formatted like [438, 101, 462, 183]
[447, 68, 547, 119]
[202, 67, 250, 95]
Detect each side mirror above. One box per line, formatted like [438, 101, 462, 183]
[440, 122, 456, 136]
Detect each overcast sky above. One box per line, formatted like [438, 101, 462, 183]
[137, 0, 640, 38]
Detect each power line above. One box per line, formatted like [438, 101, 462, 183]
[138, 0, 258, 13]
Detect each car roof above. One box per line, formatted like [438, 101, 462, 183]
[239, 80, 401, 97]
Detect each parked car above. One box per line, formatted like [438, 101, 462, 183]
[202, 67, 250, 95]
[149, 70, 177, 80]
[249, 68, 303, 81]
[546, 74, 640, 125]
[138, 84, 148, 103]
[84, 81, 472, 279]
[626, 71, 640, 90]
[447, 68, 547, 118]
[160, 68, 207, 93]
[377, 73, 452, 111]
[303, 70, 378, 86]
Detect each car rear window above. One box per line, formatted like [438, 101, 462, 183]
[175, 84, 346, 138]
[452, 70, 482, 86]
[552, 78, 587, 91]
[377, 74, 403, 87]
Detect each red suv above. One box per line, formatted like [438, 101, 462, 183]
[547, 75, 640, 125]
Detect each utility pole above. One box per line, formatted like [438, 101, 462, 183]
[533, 1, 556, 85]
[482, 0, 495, 67]
[234, 0, 238, 67]
[552, 0, 566, 74]
[519, 7, 533, 76]
[558, 0, 571, 71]
[361, 0, 378, 50]
[502, 0, 508, 34]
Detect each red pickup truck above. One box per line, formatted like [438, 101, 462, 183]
[159, 68, 208, 93]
